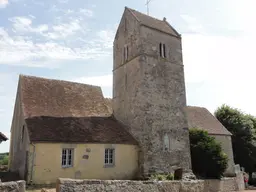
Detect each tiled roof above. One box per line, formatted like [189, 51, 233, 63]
[126, 7, 180, 37]
[0, 132, 8, 141]
[19, 75, 111, 118]
[186, 106, 232, 136]
[25, 116, 138, 144]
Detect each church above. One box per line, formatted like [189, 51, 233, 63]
[8, 7, 235, 185]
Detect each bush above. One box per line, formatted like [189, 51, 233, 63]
[0, 155, 9, 165]
[150, 173, 174, 181]
[189, 128, 228, 179]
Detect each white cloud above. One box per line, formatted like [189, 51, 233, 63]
[74, 74, 112, 87]
[79, 8, 94, 17]
[45, 19, 82, 39]
[9, 16, 48, 34]
[0, 0, 8, 8]
[0, 27, 114, 67]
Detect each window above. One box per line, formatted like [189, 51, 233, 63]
[62, 148, 74, 168]
[21, 126, 25, 142]
[163, 134, 170, 151]
[105, 148, 115, 166]
[159, 43, 166, 58]
[123, 45, 128, 62]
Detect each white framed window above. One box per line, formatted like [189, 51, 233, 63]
[123, 45, 128, 62]
[62, 148, 74, 168]
[159, 43, 166, 58]
[163, 134, 170, 151]
[104, 148, 115, 166]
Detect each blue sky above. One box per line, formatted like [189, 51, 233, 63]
[0, 0, 255, 152]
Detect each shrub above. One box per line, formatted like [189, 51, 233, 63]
[166, 174, 174, 180]
[189, 128, 228, 179]
[0, 155, 9, 165]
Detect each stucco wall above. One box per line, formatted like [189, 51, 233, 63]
[30, 143, 138, 184]
[8, 81, 30, 180]
[113, 10, 192, 177]
[212, 135, 235, 175]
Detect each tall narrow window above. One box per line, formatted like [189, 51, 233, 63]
[159, 43, 162, 57]
[105, 148, 115, 166]
[163, 44, 166, 58]
[163, 134, 170, 151]
[62, 148, 74, 168]
[159, 43, 166, 58]
[124, 45, 128, 62]
[21, 126, 25, 142]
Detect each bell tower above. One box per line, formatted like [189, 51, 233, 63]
[113, 7, 192, 178]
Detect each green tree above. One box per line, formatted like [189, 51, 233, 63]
[214, 104, 256, 173]
[0, 155, 8, 165]
[189, 128, 228, 179]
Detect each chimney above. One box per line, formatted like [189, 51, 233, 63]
[163, 17, 166, 21]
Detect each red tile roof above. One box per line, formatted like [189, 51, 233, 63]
[186, 106, 232, 136]
[25, 116, 138, 144]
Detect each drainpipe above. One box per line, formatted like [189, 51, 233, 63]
[30, 143, 36, 184]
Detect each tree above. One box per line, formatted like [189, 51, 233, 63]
[0, 155, 8, 165]
[189, 128, 228, 179]
[214, 104, 256, 173]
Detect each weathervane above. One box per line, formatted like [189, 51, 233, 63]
[145, 0, 152, 15]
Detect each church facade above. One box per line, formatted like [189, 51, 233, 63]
[8, 7, 235, 185]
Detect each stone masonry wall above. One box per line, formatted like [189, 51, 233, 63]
[113, 9, 192, 177]
[56, 175, 244, 192]
[0, 180, 26, 192]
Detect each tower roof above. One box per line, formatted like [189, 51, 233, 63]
[126, 7, 180, 37]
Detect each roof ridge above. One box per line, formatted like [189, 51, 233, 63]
[126, 7, 165, 23]
[125, 7, 140, 22]
[19, 74, 101, 89]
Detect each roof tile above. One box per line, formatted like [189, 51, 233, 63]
[25, 116, 138, 144]
[20, 75, 111, 118]
[186, 106, 232, 136]
[127, 7, 180, 37]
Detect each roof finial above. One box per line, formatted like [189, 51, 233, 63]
[145, 0, 152, 15]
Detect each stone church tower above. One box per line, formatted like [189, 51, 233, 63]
[113, 7, 192, 178]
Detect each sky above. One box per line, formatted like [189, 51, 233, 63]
[0, 0, 256, 152]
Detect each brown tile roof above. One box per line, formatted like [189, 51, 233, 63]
[104, 98, 113, 114]
[0, 132, 8, 141]
[186, 106, 232, 136]
[126, 7, 180, 37]
[25, 116, 138, 144]
[19, 75, 111, 118]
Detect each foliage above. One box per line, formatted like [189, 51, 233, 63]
[189, 128, 228, 179]
[150, 173, 174, 181]
[214, 104, 256, 173]
[0, 155, 8, 165]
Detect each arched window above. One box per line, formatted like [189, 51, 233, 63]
[163, 134, 170, 151]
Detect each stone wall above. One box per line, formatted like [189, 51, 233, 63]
[56, 174, 245, 192]
[113, 7, 192, 177]
[0, 180, 26, 192]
